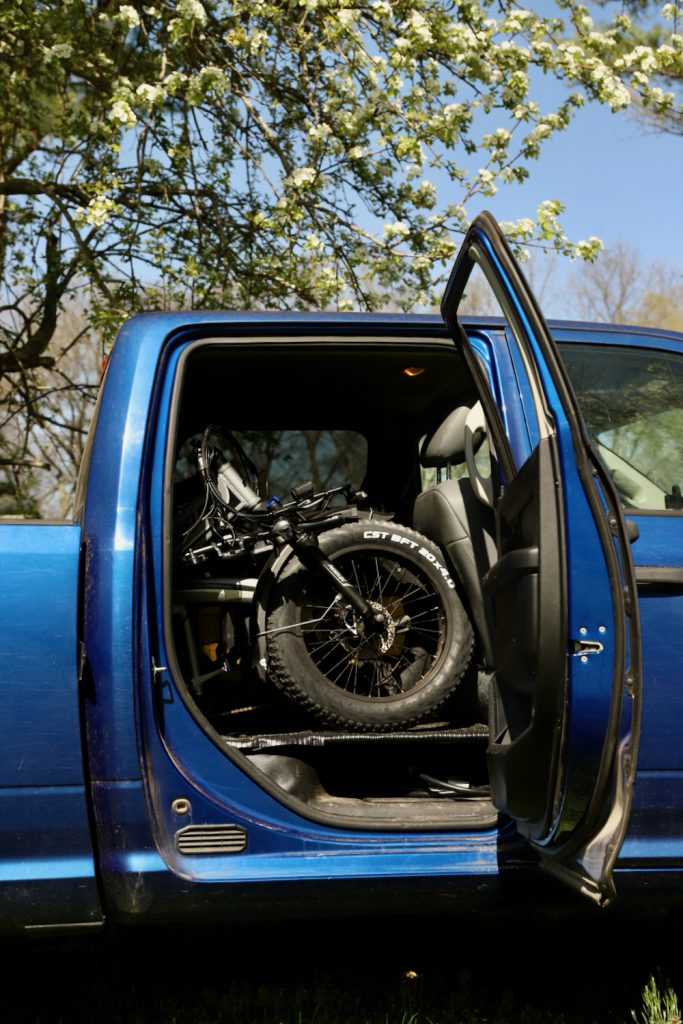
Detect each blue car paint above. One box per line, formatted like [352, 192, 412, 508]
[549, 334, 683, 765]
[0, 522, 101, 925]
[466, 329, 532, 467]
[1, 253, 683, 928]
[550, 325, 683, 863]
[0, 523, 83, 786]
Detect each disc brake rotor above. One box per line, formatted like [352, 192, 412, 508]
[333, 598, 408, 659]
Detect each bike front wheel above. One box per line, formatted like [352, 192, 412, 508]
[265, 523, 473, 730]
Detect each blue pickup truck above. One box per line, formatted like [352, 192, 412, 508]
[4, 212, 682, 932]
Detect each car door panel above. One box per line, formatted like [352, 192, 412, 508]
[441, 212, 642, 904]
[554, 334, 683, 782]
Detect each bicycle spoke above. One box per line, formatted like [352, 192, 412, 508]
[289, 541, 458, 702]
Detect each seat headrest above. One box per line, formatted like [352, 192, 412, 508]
[420, 407, 470, 468]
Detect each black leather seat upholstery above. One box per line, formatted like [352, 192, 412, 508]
[413, 407, 496, 666]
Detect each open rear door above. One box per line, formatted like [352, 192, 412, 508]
[442, 212, 641, 905]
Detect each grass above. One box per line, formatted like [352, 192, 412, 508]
[3, 906, 683, 1024]
[633, 977, 681, 1024]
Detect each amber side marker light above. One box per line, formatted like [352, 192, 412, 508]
[402, 366, 425, 377]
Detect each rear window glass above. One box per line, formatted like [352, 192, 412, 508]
[176, 428, 368, 501]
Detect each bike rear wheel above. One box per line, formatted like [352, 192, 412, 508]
[265, 523, 473, 730]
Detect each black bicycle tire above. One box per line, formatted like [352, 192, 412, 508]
[265, 523, 473, 731]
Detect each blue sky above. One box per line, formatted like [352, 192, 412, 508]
[483, 96, 682, 268]
[461, 69, 682, 318]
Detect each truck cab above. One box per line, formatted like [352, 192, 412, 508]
[4, 214, 681, 931]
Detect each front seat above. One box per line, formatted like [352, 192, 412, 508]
[413, 405, 496, 667]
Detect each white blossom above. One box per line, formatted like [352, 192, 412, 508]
[574, 236, 604, 260]
[308, 123, 332, 141]
[336, 9, 357, 28]
[176, 0, 207, 23]
[163, 71, 188, 94]
[45, 43, 73, 61]
[382, 220, 411, 239]
[516, 218, 535, 236]
[108, 99, 137, 127]
[288, 166, 318, 188]
[136, 83, 165, 107]
[304, 233, 324, 250]
[407, 12, 433, 44]
[75, 195, 118, 229]
[117, 5, 141, 28]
